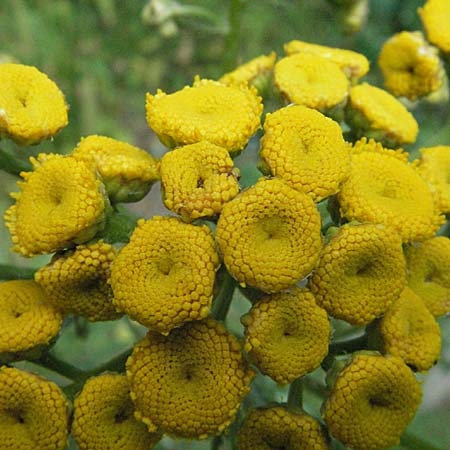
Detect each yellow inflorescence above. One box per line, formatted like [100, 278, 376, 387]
[322, 354, 422, 450]
[419, 0, 450, 53]
[310, 223, 406, 326]
[110, 216, 219, 334]
[274, 53, 349, 111]
[236, 406, 330, 450]
[4, 153, 109, 257]
[284, 39, 369, 82]
[72, 373, 161, 450]
[260, 105, 350, 202]
[405, 236, 450, 317]
[126, 318, 254, 439]
[416, 145, 450, 213]
[378, 31, 443, 100]
[337, 138, 444, 242]
[216, 178, 322, 293]
[72, 135, 160, 203]
[219, 52, 276, 89]
[0, 280, 62, 362]
[346, 83, 419, 146]
[146, 77, 263, 154]
[379, 287, 441, 372]
[0, 367, 69, 450]
[160, 141, 240, 221]
[0, 64, 68, 145]
[34, 241, 120, 321]
[241, 287, 330, 384]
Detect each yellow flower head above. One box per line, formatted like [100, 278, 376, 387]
[4, 153, 109, 257]
[310, 223, 406, 326]
[379, 287, 441, 372]
[378, 31, 444, 100]
[416, 145, 450, 213]
[0, 366, 69, 450]
[0, 280, 62, 363]
[322, 354, 422, 450]
[219, 52, 276, 92]
[405, 236, 450, 317]
[284, 39, 369, 83]
[0, 64, 68, 145]
[241, 287, 330, 384]
[34, 240, 120, 321]
[126, 318, 254, 439]
[110, 216, 219, 334]
[216, 178, 322, 293]
[72, 135, 160, 203]
[337, 139, 444, 242]
[146, 77, 263, 154]
[274, 53, 349, 111]
[160, 141, 240, 221]
[419, 0, 450, 53]
[260, 105, 350, 202]
[72, 373, 161, 450]
[346, 83, 419, 147]
[236, 406, 330, 450]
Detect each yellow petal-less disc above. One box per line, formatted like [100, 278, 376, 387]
[0, 64, 68, 145]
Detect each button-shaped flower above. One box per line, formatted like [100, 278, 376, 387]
[216, 178, 322, 293]
[146, 77, 263, 154]
[72, 373, 161, 450]
[110, 216, 219, 334]
[4, 153, 110, 257]
[0, 64, 68, 145]
[126, 318, 254, 439]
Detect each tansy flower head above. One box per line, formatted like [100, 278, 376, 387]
[346, 82, 419, 147]
[310, 223, 406, 326]
[405, 236, 450, 317]
[72, 373, 161, 450]
[379, 287, 441, 372]
[274, 53, 349, 112]
[322, 354, 422, 450]
[241, 287, 330, 384]
[72, 135, 160, 203]
[0, 366, 69, 450]
[4, 153, 110, 257]
[0, 64, 68, 145]
[337, 138, 444, 242]
[236, 406, 330, 450]
[378, 31, 444, 100]
[110, 216, 219, 334]
[284, 39, 369, 83]
[419, 0, 450, 53]
[126, 318, 254, 439]
[0, 280, 62, 364]
[416, 145, 450, 213]
[260, 105, 350, 202]
[219, 52, 276, 93]
[146, 77, 263, 154]
[216, 178, 322, 293]
[34, 240, 120, 321]
[160, 141, 240, 221]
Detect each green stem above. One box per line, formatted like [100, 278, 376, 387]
[0, 264, 36, 280]
[287, 377, 303, 410]
[400, 432, 446, 450]
[36, 353, 85, 380]
[85, 348, 132, 376]
[328, 332, 368, 356]
[210, 435, 222, 450]
[211, 268, 237, 321]
[0, 146, 31, 176]
[222, 0, 243, 72]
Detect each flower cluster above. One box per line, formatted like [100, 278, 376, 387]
[0, 7, 449, 448]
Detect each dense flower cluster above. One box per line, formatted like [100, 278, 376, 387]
[0, 8, 449, 447]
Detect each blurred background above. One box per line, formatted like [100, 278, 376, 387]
[0, 1, 449, 449]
